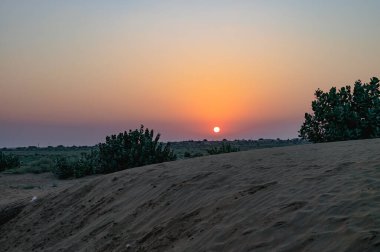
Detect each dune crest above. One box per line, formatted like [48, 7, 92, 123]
[1, 139, 380, 251]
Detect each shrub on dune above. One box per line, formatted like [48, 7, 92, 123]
[52, 125, 176, 179]
[96, 125, 176, 174]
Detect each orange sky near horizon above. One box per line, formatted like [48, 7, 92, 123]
[1, 1, 380, 146]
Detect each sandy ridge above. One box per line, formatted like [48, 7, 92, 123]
[1, 139, 380, 251]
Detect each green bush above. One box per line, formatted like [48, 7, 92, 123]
[184, 151, 191, 158]
[184, 151, 203, 158]
[96, 125, 176, 174]
[300, 77, 380, 142]
[52, 126, 176, 179]
[73, 152, 98, 178]
[72, 160, 91, 178]
[0, 151, 20, 171]
[28, 157, 54, 173]
[207, 142, 240, 155]
[52, 157, 75, 179]
[52, 152, 97, 179]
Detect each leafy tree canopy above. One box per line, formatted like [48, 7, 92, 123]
[299, 77, 380, 143]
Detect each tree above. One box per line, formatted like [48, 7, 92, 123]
[0, 152, 20, 171]
[96, 125, 176, 174]
[299, 77, 380, 143]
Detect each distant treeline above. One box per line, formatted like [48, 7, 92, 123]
[0, 145, 94, 151]
[170, 138, 307, 159]
[1, 136, 307, 179]
[1, 138, 306, 151]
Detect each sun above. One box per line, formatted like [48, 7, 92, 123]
[213, 126, 220, 133]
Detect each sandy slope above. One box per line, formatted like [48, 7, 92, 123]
[1, 139, 380, 251]
[0, 173, 96, 206]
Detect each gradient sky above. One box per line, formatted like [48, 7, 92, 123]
[1, 0, 380, 147]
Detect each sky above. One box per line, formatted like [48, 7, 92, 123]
[1, 0, 380, 147]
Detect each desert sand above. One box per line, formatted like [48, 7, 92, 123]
[1, 139, 380, 251]
[0, 173, 96, 206]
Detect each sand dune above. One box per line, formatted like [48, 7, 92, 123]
[1, 139, 380, 251]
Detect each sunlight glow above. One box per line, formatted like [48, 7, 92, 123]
[213, 126, 220, 133]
